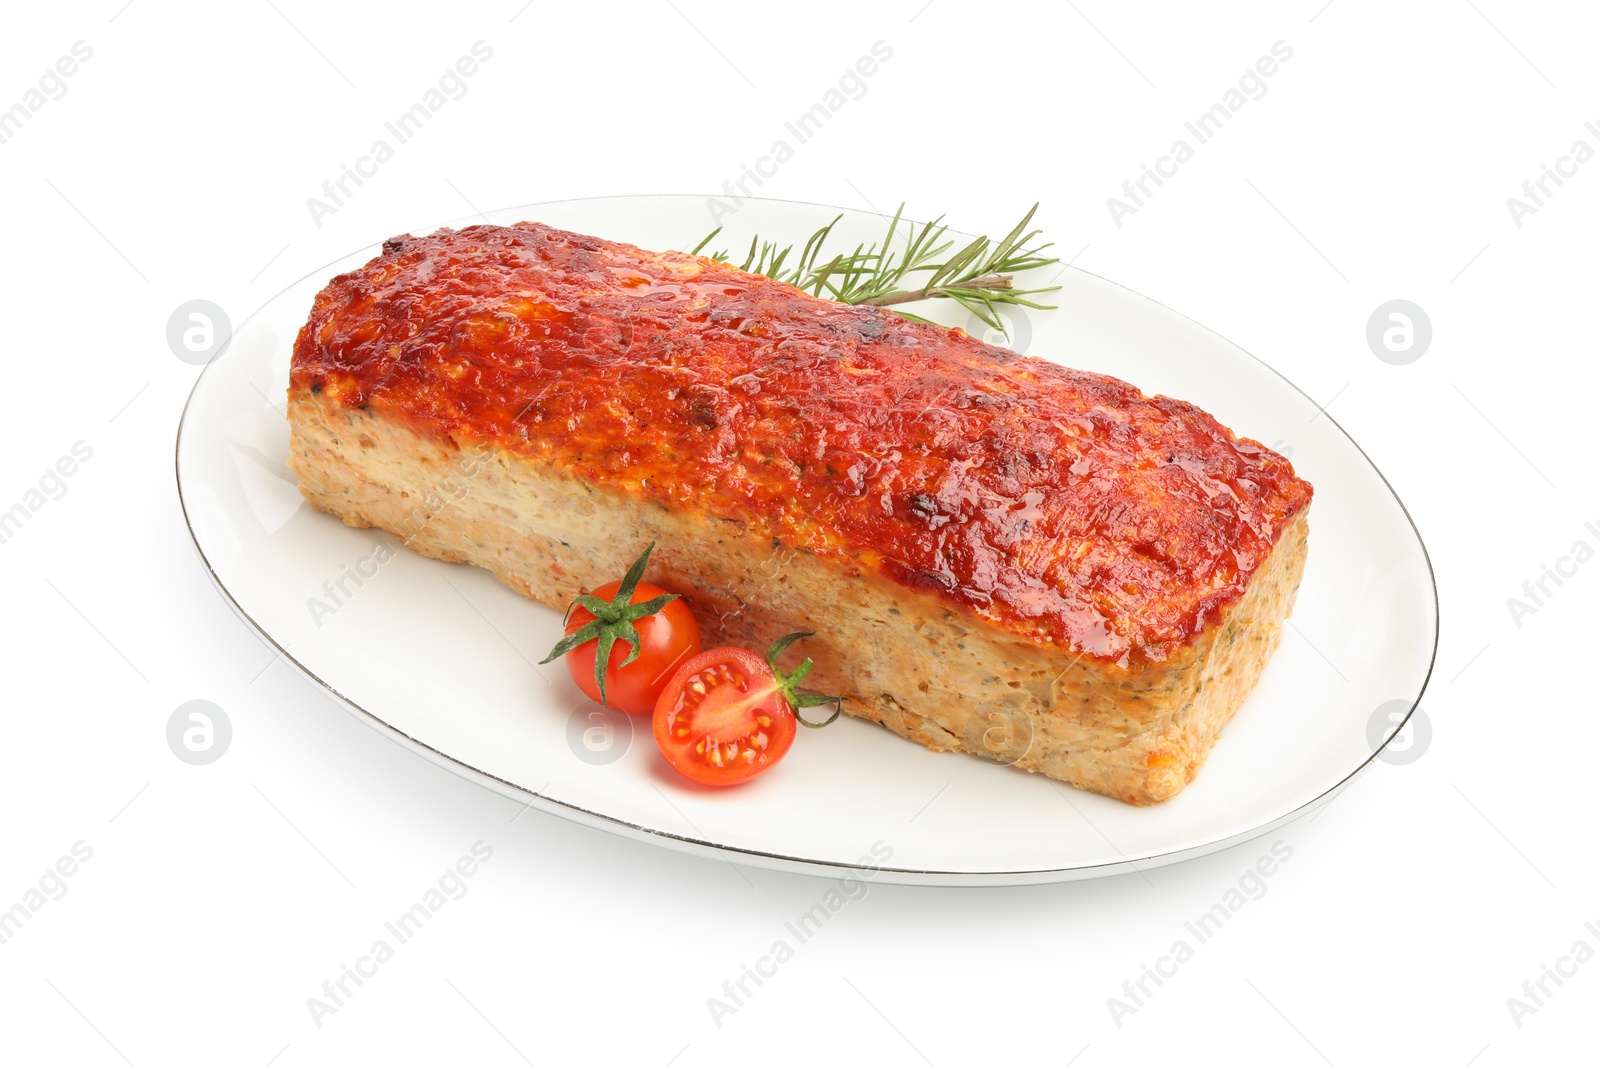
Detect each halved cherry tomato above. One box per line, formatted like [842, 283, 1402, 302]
[540, 544, 702, 716]
[652, 633, 842, 787]
[653, 647, 796, 786]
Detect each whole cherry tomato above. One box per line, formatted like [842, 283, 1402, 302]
[541, 544, 701, 716]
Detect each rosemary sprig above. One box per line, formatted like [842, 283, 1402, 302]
[686, 203, 1060, 335]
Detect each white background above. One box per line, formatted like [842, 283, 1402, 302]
[1, 1, 1594, 1064]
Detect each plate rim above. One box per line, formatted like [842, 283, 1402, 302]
[173, 193, 1440, 885]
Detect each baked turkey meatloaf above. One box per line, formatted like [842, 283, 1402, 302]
[287, 221, 1312, 805]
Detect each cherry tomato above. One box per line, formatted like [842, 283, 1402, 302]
[562, 579, 701, 716]
[653, 647, 800, 786]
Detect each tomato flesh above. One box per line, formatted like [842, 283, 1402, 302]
[563, 580, 701, 716]
[653, 648, 797, 786]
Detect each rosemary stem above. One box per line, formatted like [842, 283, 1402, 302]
[858, 273, 1015, 308]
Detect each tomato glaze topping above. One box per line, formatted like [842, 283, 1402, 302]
[291, 223, 1313, 664]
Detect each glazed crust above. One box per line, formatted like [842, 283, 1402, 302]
[290, 222, 1311, 667]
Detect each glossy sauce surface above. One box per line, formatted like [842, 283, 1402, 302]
[291, 223, 1313, 665]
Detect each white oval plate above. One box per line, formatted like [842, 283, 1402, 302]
[176, 195, 1437, 885]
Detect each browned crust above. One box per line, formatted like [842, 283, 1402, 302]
[289, 222, 1314, 666]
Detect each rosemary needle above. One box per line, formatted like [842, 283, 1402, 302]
[685, 203, 1061, 336]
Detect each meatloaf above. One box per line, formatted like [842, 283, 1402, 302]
[286, 221, 1312, 805]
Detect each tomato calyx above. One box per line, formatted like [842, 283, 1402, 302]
[764, 631, 842, 728]
[538, 542, 680, 708]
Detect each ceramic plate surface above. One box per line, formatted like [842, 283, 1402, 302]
[176, 195, 1437, 885]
